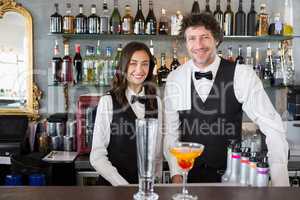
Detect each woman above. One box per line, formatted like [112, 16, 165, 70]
[90, 42, 162, 186]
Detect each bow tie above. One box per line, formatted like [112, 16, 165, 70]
[130, 95, 147, 104]
[194, 71, 213, 80]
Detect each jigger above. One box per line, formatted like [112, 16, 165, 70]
[134, 118, 159, 200]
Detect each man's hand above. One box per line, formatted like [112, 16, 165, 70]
[172, 175, 183, 183]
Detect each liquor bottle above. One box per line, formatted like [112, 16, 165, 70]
[83, 46, 93, 83]
[171, 11, 183, 36]
[268, 13, 283, 35]
[149, 40, 158, 83]
[235, 0, 246, 36]
[159, 9, 169, 35]
[114, 44, 122, 75]
[122, 5, 133, 35]
[62, 43, 73, 83]
[254, 47, 262, 79]
[134, 0, 145, 35]
[283, 0, 294, 36]
[247, 0, 257, 36]
[95, 41, 105, 86]
[74, 44, 83, 83]
[213, 0, 223, 31]
[236, 45, 245, 64]
[75, 4, 87, 34]
[204, 0, 212, 15]
[273, 44, 285, 86]
[191, 0, 201, 15]
[285, 47, 295, 86]
[51, 40, 63, 84]
[157, 53, 170, 85]
[226, 46, 235, 62]
[264, 44, 274, 87]
[245, 45, 254, 67]
[256, 4, 269, 36]
[110, 0, 122, 34]
[224, 0, 234, 36]
[170, 46, 181, 71]
[103, 47, 114, 85]
[50, 3, 62, 33]
[63, 3, 75, 34]
[145, 0, 157, 35]
[100, 0, 110, 34]
[88, 4, 100, 34]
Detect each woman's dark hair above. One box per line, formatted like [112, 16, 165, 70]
[110, 41, 157, 110]
[180, 13, 224, 45]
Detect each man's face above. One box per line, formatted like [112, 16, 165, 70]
[185, 26, 218, 68]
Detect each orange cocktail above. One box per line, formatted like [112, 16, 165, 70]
[170, 146, 203, 171]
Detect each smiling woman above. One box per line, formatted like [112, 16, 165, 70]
[0, 0, 41, 119]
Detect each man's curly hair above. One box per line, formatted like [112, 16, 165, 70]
[180, 13, 224, 45]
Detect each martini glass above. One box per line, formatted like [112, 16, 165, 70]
[170, 142, 204, 200]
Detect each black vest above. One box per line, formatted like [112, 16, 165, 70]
[179, 59, 242, 179]
[98, 92, 158, 185]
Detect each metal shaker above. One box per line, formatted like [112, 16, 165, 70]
[222, 139, 236, 182]
[256, 156, 270, 187]
[228, 143, 241, 183]
[248, 152, 258, 186]
[239, 147, 251, 185]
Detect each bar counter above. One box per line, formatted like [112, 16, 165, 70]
[0, 185, 299, 200]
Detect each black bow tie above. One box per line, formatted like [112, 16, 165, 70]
[194, 71, 213, 80]
[130, 95, 147, 104]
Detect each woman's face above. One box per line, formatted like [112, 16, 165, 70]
[126, 50, 150, 89]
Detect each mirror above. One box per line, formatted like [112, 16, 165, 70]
[0, 0, 40, 118]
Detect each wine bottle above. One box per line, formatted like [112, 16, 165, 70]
[110, 0, 122, 34]
[235, 0, 246, 35]
[134, 0, 145, 35]
[122, 5, 133, 35]
[191, 0, 201, 15]
[63, 3, 75, 34]
[157, 53, 170, 85]
[247, 0, 257, 36]
[51, 40, 63, 84]
[224, 0, 234, 36]
[50, 3, 62, 33]
[214, 0, 223, 32]
[74, 44, 83, 83]
[88, 4, 100, 34]
[62, 43, 73, 83]
[75, 4, 87, 34]
[100, 0, 110, 34]
[204, 0, 212, 15]
[170, 46, 181, 71]
[145, 0, 157, 35]
[159, 9, 169, 35]
[256, 4, 269, 36]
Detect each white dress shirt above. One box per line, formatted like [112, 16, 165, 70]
[164, 56, 290, 186]
[90, 87, 163, 186]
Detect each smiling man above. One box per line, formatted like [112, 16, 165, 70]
[163, 14, 289, 186]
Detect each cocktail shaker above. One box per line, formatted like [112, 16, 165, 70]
[239, 147, 250, 185]
[256, 156, 270, 187]
[222, 139, 236, 182]
[228, 143, 241, 183]
[248, 152, 258, 186]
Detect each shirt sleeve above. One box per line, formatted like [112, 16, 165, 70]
[234, 64, 290, 186]
[89, 95, 129, 186]
[163, 78, 183, 178]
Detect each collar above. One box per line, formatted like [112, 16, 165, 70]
[191, 56, 221, 80]
[126, 87, 145, 103]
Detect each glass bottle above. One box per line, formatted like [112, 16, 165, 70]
[114, 44, 122, 76]
[170, 46, 181, 71]
[254, 47, 263, 79]
[149, 40, 158, 83]
[224, 0, 234, 36]
[236, 45, 245, 64]
[100, 0, 110, 34]
[51, 40, 63, 84]
[103, 47, 114, 85]
[63, 3, 75, 34]
[83, 46, 95, 84]
[247, 0, 257, 36]
[283, 0, 294, 36]
[226, 46, 235, 62]
[74, 44, 83, 84]
[62, 43, 73, 83]
[235, 0, 246, 36]
[95, 41, 104, 85]
[145, 0, 157, 35]
[204, 0, 212, 15]
[191, 0, 201, 15]
[214, 0, 223, 32]
[157, 53, 170, 85]
[273, 44, 285, 86]
[134, 0, 145, 35]
[122, 5, 134, 35]
[264, 44, 275, 87]
[256, 4, 269, 36]
[285, 47, 295, 86]
[268, 13, 283, 35]
[159, 9, 169, 35]
[75, 4, 87, 34]
[88, 4, 100, 34]
[50, 3, 62, 33]
[245, 45, 254, 67]
[110, 0, 122, 34]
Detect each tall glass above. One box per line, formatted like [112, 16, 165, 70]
[134, 119, 159, 200]
[170, 142, 204, 200]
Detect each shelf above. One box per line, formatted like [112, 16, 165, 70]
[48, 83, 111, 89]
[49, 33, 293, 42]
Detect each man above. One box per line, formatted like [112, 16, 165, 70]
[163, 13, 289, 186]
